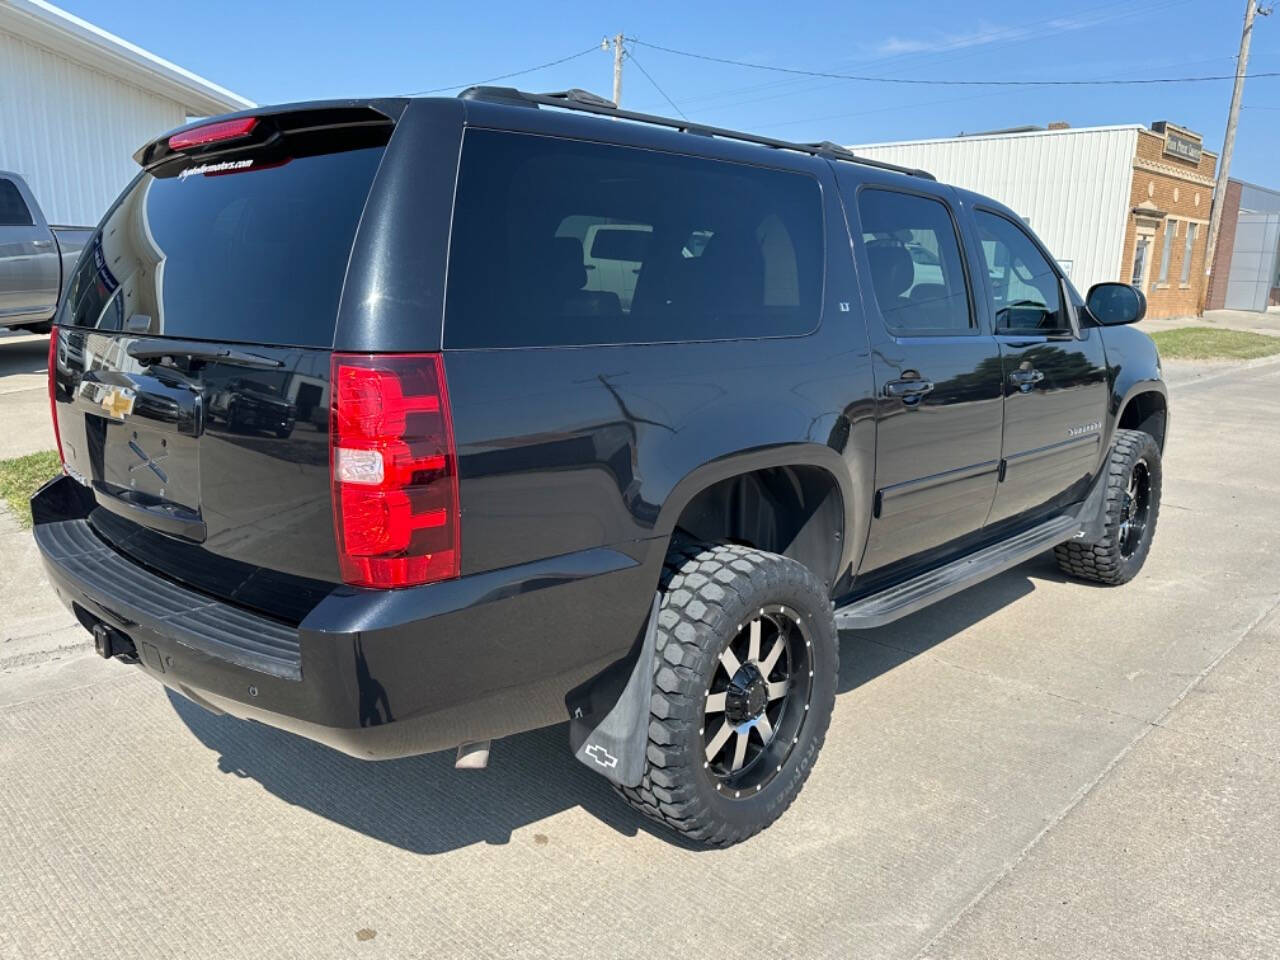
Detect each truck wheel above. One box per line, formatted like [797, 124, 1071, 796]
[617, 540, 838, 846]
[1055, 429, 1162, 585]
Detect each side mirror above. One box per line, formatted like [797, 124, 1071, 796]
[1086, 282, 1146, 326]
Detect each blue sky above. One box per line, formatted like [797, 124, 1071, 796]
[61, 0, 1279, 184]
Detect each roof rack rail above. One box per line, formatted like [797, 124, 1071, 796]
[455, 85, 935, 181]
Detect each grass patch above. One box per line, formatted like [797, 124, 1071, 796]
[0, 450, 60, 528]
[1152, 327, 1280, 361]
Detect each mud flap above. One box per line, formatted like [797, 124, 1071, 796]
[565, 593, 659, 789]
[1073, 449, 1114, 543]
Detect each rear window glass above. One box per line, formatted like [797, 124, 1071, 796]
[61, 136, 385, 347]
[588, 226, 651, 262]
[445, 130, 824, 348]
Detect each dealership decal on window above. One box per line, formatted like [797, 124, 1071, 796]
[179, 159, 253, 180]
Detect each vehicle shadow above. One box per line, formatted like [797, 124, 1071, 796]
[837, 553, 1049, 692]
[168, 557, 1049, 855]
[0, 330, 50, 377]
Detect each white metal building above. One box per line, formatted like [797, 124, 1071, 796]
[849, 125, 1145, 294]
[0, 0, 252, 226]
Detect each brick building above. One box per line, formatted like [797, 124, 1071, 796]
[1204, 178, 1280, 312]
[851, 120, 1218, 319]
[1122, 122, 1217, 318]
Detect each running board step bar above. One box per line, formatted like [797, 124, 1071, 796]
[834, 515, 1081, 630]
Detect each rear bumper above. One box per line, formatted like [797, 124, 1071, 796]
[32, 475, 660, 759]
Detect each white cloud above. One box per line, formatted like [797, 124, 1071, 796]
[872, 18, 1084, 58]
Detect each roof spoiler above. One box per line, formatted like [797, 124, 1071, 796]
[133, 100, 407, 169]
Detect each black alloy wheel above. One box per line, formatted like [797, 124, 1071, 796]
[702, 604, 812, 798]
[1118, 458, 1151, 558]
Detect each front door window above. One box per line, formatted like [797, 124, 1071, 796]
[976, 211, 1067, 335]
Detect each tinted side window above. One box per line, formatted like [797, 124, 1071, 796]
[0, 179, 33, 227]
[975, 211, 1066, 334]
[445, 130, 824, 348]
[856, 188, 972, 334]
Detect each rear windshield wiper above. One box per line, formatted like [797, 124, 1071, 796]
[126, 339, 283, 369]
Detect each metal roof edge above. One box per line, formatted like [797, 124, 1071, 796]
[0, 0, 254, 114]
[1233, 177, 1280, 199]
[848, 124, 1145, 151]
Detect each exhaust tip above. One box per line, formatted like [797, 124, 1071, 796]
[455, 740, 491, 770]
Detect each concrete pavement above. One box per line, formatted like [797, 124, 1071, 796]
[1, 357, 1279, 959]
[0, 331, 54, 460]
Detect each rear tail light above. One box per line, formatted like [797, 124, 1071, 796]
[168, 117, 258, 151]
[47, 330, 64, 469]
[330, 354, 459, 589]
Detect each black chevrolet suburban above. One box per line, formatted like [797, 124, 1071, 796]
[32, 88, 1167, 846]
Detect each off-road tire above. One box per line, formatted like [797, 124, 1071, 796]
[1055, 429, 1161, 585]
[617, 540, 838, 846]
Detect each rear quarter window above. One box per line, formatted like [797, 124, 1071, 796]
[444, 130, 825, 349]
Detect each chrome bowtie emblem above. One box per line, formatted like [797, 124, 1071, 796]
[99, 385, 136, 419]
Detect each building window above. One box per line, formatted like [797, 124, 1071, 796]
[1132, 237, 1150, 286]
[1157, 219, 1175, 286]
[1181, 223, 1197, 285]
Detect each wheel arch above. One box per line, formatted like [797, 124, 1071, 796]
[654, 445, 859, 594]
[1101, 324, 1169, 452]
[1114, 384, 1169, 452]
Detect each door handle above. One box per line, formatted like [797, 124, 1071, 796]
[1009, 369, 1045, 392]
[31, 239, 53, 248]
[884, 378, 935, 403]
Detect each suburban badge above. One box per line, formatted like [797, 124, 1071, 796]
[1067, 421, 1101, 438]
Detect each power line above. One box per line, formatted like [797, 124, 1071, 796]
[401, 45, 600, 96]
[625, 0, 1191, 116]
[626, 50, 687, 118]
[752, 52, 1246, 134]
[626, 37, 1280, 87]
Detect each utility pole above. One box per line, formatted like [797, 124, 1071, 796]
[611, 33, 624, 107]
[1204, 0, 1269, 300]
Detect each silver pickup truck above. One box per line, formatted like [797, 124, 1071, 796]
[0, 171, 92, 333]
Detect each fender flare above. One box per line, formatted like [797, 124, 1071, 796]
[1111, 377, 1169, 451]
[652, 441, 864, 587]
